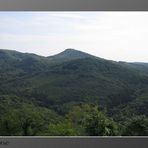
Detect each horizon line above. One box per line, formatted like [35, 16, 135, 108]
[0, 48, 148, 64]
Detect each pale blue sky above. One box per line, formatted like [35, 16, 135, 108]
[0, 12, 148, 62]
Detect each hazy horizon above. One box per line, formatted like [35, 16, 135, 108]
[1, 48, 148, 63]
[0, 12, 148, 62]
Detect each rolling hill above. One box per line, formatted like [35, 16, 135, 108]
[0, 48, 148, 107]
[0, 48, 148, 135]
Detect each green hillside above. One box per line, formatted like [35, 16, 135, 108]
[0, 48, 148, 136]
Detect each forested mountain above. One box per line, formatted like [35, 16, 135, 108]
[0, 48, 148, 136]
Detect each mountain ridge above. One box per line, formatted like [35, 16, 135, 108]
[0, 48, 148, 135]
[0, 48, 148, 64]
[0, 48, 148, 107]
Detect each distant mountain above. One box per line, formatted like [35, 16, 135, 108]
[128, 62, 148, 73]
[49, 48, 94, 59]
[0, 48, 148, 114]
[0, 48, 148, 136]
[47, 48, 99, 65]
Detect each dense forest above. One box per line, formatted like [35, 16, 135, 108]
[0, 48, 148, 136]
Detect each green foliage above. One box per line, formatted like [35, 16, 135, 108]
[0, 49, 148, 136]
[0, 109, 20, 135]
[83, 106, 118, 136]
[122, 116, 148, 136]
[16, 105, 44, 136]
[0, 103, 61, 136]
[66, 104, 118, 136]
[47, 120, 77, 136]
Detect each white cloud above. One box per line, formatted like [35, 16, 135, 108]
[0, 12, 148, 62]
